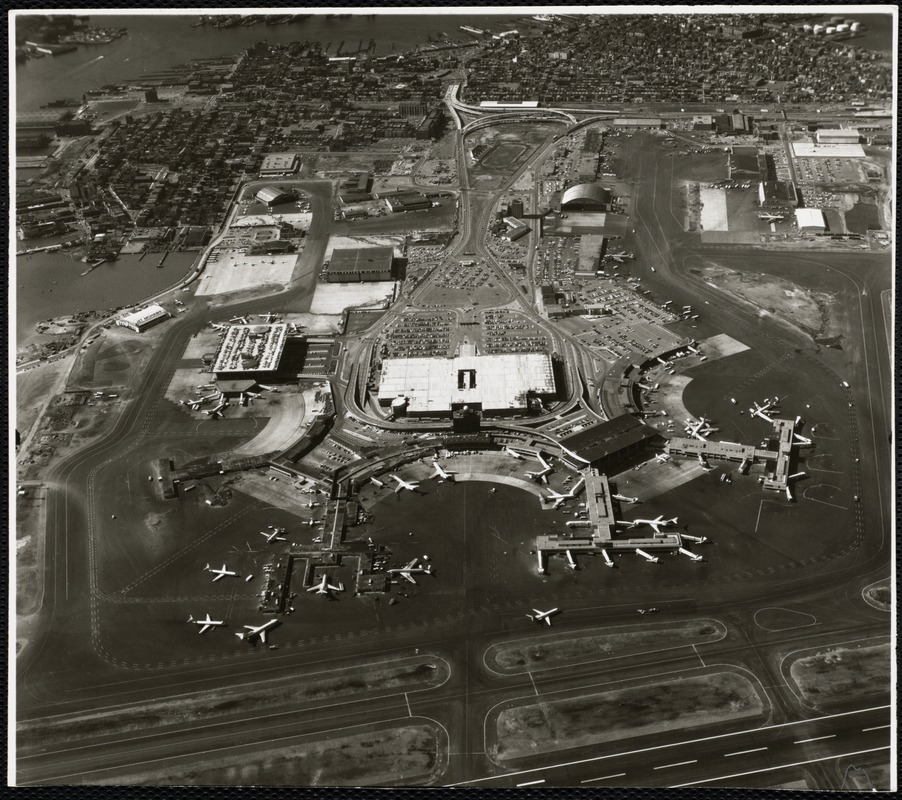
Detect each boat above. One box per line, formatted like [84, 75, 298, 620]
[460, 25, 485, 35]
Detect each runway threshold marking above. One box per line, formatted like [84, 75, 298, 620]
[670, 746, 891, 788]
[581, 773, 626, 784]
[724, 747, 767, 758]
[793, 735, 836, 745]
[654, 760, 697, 770]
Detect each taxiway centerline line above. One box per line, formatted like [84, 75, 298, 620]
[669, 746, 891, 788]
[861, 725, 889, 733]
[581, 773, 626, 784]
[654, 760, 697, 770]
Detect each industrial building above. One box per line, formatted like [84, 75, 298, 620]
[337, 172, 373, 204]
[325, 246, 395, 283]
[502, 217, 531, 241]
[794, 208, 827, 234]
[560, 183, 612, 212]
[255, 186, 293, 206]
[212, 323, 288, 376]
[259, 153, 300, 176]
[115, 304, 171, 333]
[384, 192, 432, 213]
[758, 180, 798, 208]
[790, 142, 866, 158]
[815, 128, 861, 144]
[557, 415, 662, 472]
[377, 347, 556, 416]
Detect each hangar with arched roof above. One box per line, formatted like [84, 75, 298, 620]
[560, 183, 612, 211]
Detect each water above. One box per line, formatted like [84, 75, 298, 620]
[15, 251, 197, 344]
[15, 12, 523, 111]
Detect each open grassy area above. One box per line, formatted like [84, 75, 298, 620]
[487, 619, 725, 673]
[102, 723, 442, 786]
[789, 642, 890, 708]
[18, 658, 447, 749]
[493, 671, 764, 762]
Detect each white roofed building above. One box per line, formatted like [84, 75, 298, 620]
[116, 304, 170, 332]
[794, 208, 826, 234]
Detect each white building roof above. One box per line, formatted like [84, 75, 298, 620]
[212, 323, 288, 373]
[118, 304, 169, 327]
[815, 128, 860, 142]
[378, 353, 555, 413]
[794, 208, 826, 230]
[791, 142, 865, 158]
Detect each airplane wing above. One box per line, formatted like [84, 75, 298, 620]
[403, 559, 418, 569]
[198, 623, 212, 634]
[212, 572, 224, 582]
[259, 628, 268, 644]
[401, 573, 417, 584]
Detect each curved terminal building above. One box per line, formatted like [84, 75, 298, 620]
[560, 183, 612, 211]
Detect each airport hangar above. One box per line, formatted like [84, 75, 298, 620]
[377, 347, 556, 418]
[560, 182, 613, 212]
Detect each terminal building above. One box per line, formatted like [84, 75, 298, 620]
[378, 345, 556, 417]
[560, 183, 612, 212]
[557, 415, 662, 472]
[325, 246, 395, 283]
[116, 304, 171, 333]
[212, 323, 288, 377]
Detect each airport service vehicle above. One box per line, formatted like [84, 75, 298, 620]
[205, 563, 239, 582]
[526, 608, 559, 626]
[307, 575, 344, 595]
[431, 462, 456, 480]
[260, 528, 287, 543]
[187, 613, 224, 633]
[235, 619, 279, 643]
[388, 558, 433, 584]
[503, 446, 525, 460]
[390, 475, 420, 493]
[628, 515, 678, 534]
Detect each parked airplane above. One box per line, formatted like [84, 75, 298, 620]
[390, 475, 420, 493]
[370, 476, 385, 488]
[525, 453, 553, 482]
[635, 548, 659, 563]
[388, 558, 433, 584]
[784, 472, 807, 502]
[205, 563, 239, 582]
[685, 416, 718, 440]
[503, 446, 525, 460]
[306, 575, 344, 595]
[655, 453, 671, 464]
[613, 493, 640, 504]
[629, 515, 678, 534]
[260, 529, 286, 543]
[431, 462, 456, 481]
[606, 251, 634, 263]
[235, 618, 279, 643]
[526, 608, 559, 625]
[187, 613, 224, 633]
[698, 453, 714, 471]
[758, 212, 785, 222]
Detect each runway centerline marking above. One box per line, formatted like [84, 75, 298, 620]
[581, 773, 626, 783]
[404, 692, 412, 717]
[654, 759, 697, 770]
[793, 734, 836, 745]
[861, 725, 889, 732]
[724, 747, 767, 758]
[516, 779, 545, 787]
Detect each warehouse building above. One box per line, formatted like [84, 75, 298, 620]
[325, 246, 395, 283]
[815, 128, 861, 144]
[612, 117, 663, 129]
[212, 323, 288, 376]
[790, 142, 866, 158]
[378, 348, 556, 416]
[255, 186, 293, 206]
[384, 192, 432, 213]
[560, 183, 612, 212]
[116, 304, 171, 333]
[794, 208, 827, 234]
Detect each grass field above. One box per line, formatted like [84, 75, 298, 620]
[788, 642, 891, 708]
[492, 670, 765, 762]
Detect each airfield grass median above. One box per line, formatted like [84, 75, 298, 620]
[493, 671, 764, 762]
[18, 658, 446, 748]
[789, 642, 890, 708]
[486, 619, 725, 674]
[103, 723, 443, 786]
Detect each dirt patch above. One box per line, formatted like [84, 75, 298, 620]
[487, 619, 725, 673]
[18, 657, 447, 749]
[100, 723, 443, 786]
[493, 670, 765, 762]
[694, 263, 839, 339]
[788, 642, 890, 708]
[863, 581, 891, 611]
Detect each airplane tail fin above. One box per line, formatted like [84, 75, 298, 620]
[235, 632, 245, 640]
[187, 614, 194, 622]
[204, 563, 210, 570]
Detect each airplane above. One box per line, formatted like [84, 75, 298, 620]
[606, 251, 634, 263]
[306, 575, 344, 595]
[526, 608, 559, 626]
[655, 453, 671, 464]
[601, 549, 614, 568]
[260, 529, 286, 543]
[758, 212, 785, 222]
[205, 563, 239, 582]
[503, 446, 525, 460]
[388, 558, 433, 584]
[187, 613, 224, 634]
[684, 416, 718, 440]
[390, 475, 420, 493]
[370, 476, 385, 488]
[525, 453, 553, 482]
[431, 462, 456, 481]
[698, 453, 714, 471]
[784, 472, 807, 502]
[235, 618, 279, 643]
[677, 546, 703, 562]
[628, 516, 678, 534]
[613, 493, 640, 504]
[545, 476, 585, 503]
